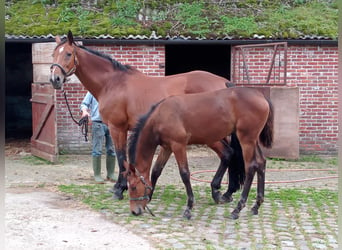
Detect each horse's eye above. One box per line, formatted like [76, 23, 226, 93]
[131, 186, 137, 191]
[66, 53, 72, 57]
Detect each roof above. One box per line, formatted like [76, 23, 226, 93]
[5, 33, 337, 46]
[5, 0, 338, 43]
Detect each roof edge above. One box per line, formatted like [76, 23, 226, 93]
[5, 35, 338, 46]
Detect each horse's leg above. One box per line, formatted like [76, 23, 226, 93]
[172, 144, 194, 220]
[231, 140, 258, 220]
[251, 144, 266, 215]
[109, 127, 128, 200]
[209, 140, 233, 204]
[150, 147, 172, 200]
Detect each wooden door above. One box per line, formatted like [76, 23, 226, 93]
[31, 83, 57, 162]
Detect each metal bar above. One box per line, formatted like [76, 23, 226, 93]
[231, 46, 236, 83]
[240, 48, 251, 84]
[284, 42, 288, 84]
[234, 42, 288, 49]
[265, 44, 278, 84]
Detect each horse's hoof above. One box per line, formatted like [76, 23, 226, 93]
[230, 212, 239, 220]
[112, 190, 124, 200]
[183, 210, 192, 220]
[251, 207, 259, 215]
[219, 195, 233, 204]
[212, 190, 222, 204]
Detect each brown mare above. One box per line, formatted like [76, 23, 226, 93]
[125, 87, 274, 220]
[49, 31, 241, 201]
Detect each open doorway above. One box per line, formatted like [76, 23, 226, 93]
[5, 43, 33, 139]
[165, 44, 231, 80]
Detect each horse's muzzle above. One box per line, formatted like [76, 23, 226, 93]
[131, 206, 144, 216]
[49, 74, 64, 89]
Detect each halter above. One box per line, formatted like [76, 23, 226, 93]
[50, 48, 78, 78]
[129, 170, 153, 202]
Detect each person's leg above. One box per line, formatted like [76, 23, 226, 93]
[92, 122, 105, 183]
[104, 124, 116, 182]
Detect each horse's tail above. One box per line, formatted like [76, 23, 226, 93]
[228, 133, 245, 188]
[259, 98, 274, 148]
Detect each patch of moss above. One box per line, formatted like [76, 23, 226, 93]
[5, 0, 338, 39]
[257, 1, 338, 38]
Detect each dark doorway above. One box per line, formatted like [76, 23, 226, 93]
[5, 43, 33, 139]
[165, 44, 231, 80]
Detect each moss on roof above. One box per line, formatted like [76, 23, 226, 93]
[5, 0, 338, 39]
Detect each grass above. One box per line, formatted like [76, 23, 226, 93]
[269, 155, 337, 164]
[21, 155, 54, 165]
[267, 155, 338, 171]
[58, 183, 337, 249]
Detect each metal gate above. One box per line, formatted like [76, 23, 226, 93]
[31, 83, 57, 162]
[232, 42, 287, 85]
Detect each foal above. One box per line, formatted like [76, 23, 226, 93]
[125, 87, 273, 219]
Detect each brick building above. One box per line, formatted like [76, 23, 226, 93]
[5, 36, 338, 161]
[5, 0, 338, 163]
[43, 40, 337, 156]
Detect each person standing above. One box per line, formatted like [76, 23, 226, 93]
[80, 92, 116, 183]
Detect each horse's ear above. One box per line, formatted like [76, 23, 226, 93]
[67, 30, 74, 45]
[55, 36, 61, 44]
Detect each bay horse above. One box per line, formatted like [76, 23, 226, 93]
[49, 31, 242, 201]
[125, 87, 273, 220]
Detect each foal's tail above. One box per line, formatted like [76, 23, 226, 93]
[259, 98, 274, 148]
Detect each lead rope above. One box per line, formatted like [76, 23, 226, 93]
[63, 90, 89, 142]
[145, 205, 155, 217]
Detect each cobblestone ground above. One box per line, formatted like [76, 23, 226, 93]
[5, 141, 338, 250]
[99, 184, 338, 250]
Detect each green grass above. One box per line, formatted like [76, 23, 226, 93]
[269, 155, 337, 164]
[58, 184, 337, 213]
[21, 155, 54, 165]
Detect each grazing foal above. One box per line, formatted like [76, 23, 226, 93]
[125, 87, 273, 219]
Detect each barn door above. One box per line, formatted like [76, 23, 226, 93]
[232, 42, 287, 85]
[31, 83, 57, 162]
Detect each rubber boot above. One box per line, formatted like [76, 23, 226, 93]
[93, 156, 105, 183]
[106, 155, 116, 182]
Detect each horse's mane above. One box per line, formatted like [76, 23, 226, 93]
[128, 99, 165, 165]
[79, 45, 134, 72]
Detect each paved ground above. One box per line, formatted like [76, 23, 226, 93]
[6, 189, 154, 250]
[5, 140, 155, 250]
[5, 140, 338, 249]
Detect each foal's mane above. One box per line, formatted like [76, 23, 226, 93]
[128, 99, 165, 165]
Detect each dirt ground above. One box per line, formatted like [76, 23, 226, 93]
[5, 140, 155, 250]
[4, 139, 338, 249]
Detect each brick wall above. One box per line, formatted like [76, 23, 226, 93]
[234, 44, 338, 155]
[56, 44, 165, 154]
[287, 45, 338, 154]
[56, 43, 338, 155]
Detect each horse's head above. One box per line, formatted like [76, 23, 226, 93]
[50, 30, 78, 89]
[123, 161, 152, 216]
